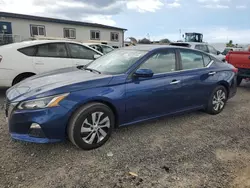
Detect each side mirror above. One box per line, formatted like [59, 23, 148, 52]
[217, 51, 221, 55]
[94, 54, 101, 59]
[134, 69, 154, 78]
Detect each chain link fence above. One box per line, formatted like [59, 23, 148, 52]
[0, 34, 23, 46]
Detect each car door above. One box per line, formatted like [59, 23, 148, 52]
[67, 43, 101, 66]
[33, 42, 71, 73]
[177, 48, 218, 108]
[125, 49, 185, 122]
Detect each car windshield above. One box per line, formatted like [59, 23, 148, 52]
[86, 49, 147, 74]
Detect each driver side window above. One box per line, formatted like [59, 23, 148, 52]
[139, 50, 176, 74]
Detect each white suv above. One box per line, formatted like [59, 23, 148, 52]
[0, 40, 102, 87]
[170, 42, 225, 61]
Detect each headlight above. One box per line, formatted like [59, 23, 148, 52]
[17, 93, 69, 110]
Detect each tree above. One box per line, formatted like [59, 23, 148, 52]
[138, 38, 151, 44]
[160, 38, 171, 44]
[226, 40, 235, 47]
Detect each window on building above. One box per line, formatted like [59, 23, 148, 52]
[64, 28, 76, 39]
[180, 49, 204, 70]
[68, 43, 99, 60]
[30, 25, 46, 37]
[90, 30, 100, 40]
[111, 32, 119, 42]
[139, 50, 176, 74]
[36, 43, 68, 58]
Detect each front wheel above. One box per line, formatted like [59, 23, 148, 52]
[67, 103, 115, 150]
[206, 86, 228, 115]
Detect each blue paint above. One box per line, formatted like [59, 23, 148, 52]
[6, 46, 237, 144]
[11, 133, 61, 143]
[0, 21, 12, 34]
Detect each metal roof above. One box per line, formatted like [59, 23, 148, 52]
[0, 12, 127, 31]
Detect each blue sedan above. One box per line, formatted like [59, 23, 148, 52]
[5, 45, 237, 150]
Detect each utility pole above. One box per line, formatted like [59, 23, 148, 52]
[179, 29, 182, 40]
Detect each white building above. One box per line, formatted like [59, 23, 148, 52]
[0, 12, 126, 47]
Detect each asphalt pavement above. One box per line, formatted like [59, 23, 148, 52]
[1, 83, 250, 188]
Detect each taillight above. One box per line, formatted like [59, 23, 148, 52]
[225, 54, 229, 62]
[232, 67, 238, 73]
[0, 55, 2, 63]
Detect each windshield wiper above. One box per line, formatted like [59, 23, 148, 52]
[77, 65, 101, 74]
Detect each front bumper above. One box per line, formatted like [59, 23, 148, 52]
[7, 105, 71, 143]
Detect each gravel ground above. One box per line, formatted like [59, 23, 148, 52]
[1, 82, 250, 188]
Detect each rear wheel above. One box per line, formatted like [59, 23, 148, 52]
[237, 77, 243, 86]
[12, 73, 35, 85]
[206, 85, 228, 115]
[67, 103, 115, 150]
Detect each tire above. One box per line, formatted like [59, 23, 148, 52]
[67, 102, 115, 150]
[12, 74, 34, 85]
[237, 77, 243, 86]
[206, 85, 228, 115]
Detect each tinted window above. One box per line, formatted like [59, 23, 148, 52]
[203, 54, 211, 66]
[36, 43, 68, 58]
[90, 45, 103, 53]
[18, 46, 37, 56]
[102, 45, 113, 54]
[208, 45, 217, 55]
[180, 49, 204, 70]
[140, 50, 176, 74]
[68, 43, 98, 59]
[195, 44, 209, 53]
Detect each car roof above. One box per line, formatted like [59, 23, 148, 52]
[123, 44, 197, 51]
[83, 43, 114, 48]
[0, 40, 89, 49]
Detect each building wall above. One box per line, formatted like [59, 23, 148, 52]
[0, 17, 124, 47]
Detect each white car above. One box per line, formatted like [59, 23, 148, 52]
[170, 42, 225, 61]
[84, 43, 114, 54]
[0, 40, 102, 87]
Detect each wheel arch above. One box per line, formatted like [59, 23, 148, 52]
[217, 80, 230, 97]
[67, 98, 120, 129]
[12, 72, 36, 85]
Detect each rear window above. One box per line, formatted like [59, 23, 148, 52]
[18, 46, 37, 56]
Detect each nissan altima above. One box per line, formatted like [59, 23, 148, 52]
[5, 45, 237, 150]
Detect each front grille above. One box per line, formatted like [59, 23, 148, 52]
[29, 128, 46, 138]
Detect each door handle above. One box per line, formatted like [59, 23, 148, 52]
[35, 62, 44, 65]
[170, 80, 181, 85]
[248, 56, 250, 59]
[208, 71, 216, 76]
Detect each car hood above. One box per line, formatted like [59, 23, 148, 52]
[6, 67, 113, 102]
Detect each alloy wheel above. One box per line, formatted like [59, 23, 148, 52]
[212, 89, 226, 111]
[80, 112, 110, 144]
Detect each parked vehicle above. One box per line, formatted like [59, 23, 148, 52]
[225, 51, 250, 86]
[6, 45, 237, 150]
[221, 47, 243, 55]
[0, 40, 102, 87]
[84, 43, 114, 54]
[170, 42, 225, 61]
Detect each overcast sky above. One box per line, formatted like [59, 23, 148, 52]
[0, 0, 250, 43]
